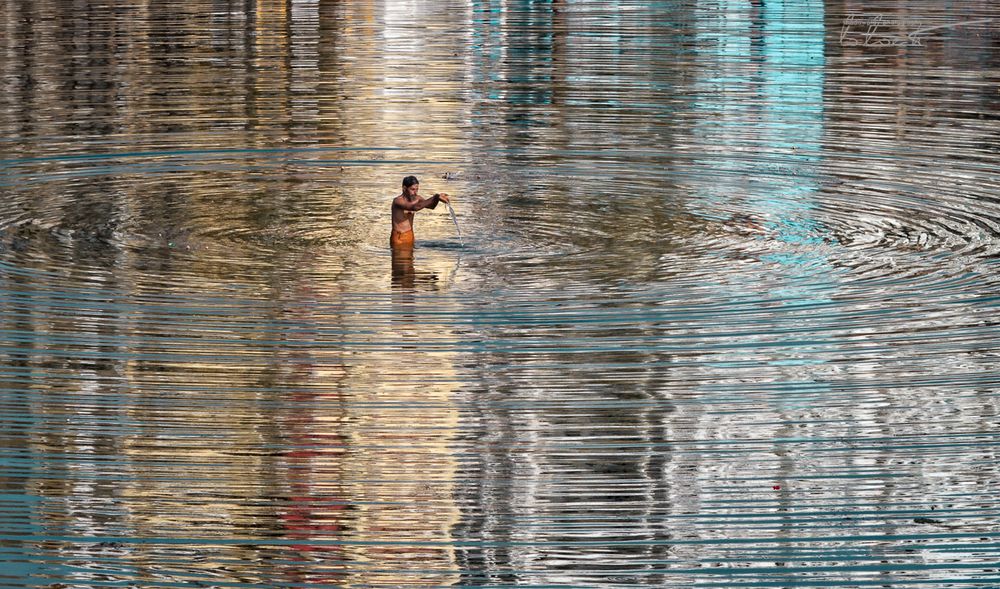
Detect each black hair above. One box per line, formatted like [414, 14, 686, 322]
[402, 175, 419, 188]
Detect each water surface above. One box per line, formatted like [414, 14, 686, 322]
[1, 1, 999, 587]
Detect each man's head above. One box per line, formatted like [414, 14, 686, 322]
[402, 175, 419, 197]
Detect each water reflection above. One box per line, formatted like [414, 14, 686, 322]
[1, 0, 1000, 587]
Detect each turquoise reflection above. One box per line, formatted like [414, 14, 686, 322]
[755, 0, 825, 252]
[691, 0, 830, 364]
[691, 0, 825, 240]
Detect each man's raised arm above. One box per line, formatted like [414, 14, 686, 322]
[394, 193, 446, 211]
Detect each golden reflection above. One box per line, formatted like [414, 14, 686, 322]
[391, 246, 447, 292]
[338, 348, 461, 586]
[8, 0, 1000, 586]
[391, 245, 418, 290]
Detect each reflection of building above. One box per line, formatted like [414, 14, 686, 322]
[453, 341, 679, 584]
[688, 0, 833, 346]
[1, 2, 469, 584]
[339, 321, 462, 585]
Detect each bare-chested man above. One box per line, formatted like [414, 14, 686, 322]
[390, 175, 450, 249]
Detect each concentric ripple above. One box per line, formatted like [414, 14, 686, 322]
[1, 1, 999, 588]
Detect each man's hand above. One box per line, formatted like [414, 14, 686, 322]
[436, 193, 450, 204]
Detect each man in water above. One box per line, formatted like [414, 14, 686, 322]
[390, 175, 450, 249]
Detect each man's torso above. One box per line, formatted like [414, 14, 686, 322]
[391, 195, 416, 233]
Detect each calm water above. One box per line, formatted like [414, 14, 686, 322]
[2, 1, 999, 587]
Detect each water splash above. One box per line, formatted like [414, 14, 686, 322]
[445, 200, 463, 245]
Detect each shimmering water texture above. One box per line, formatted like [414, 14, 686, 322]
[2, 1, 999, 587]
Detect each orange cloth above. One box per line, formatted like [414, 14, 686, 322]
[390, 229, 414, 249]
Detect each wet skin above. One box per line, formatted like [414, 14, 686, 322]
[391, 183, 450, 237]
